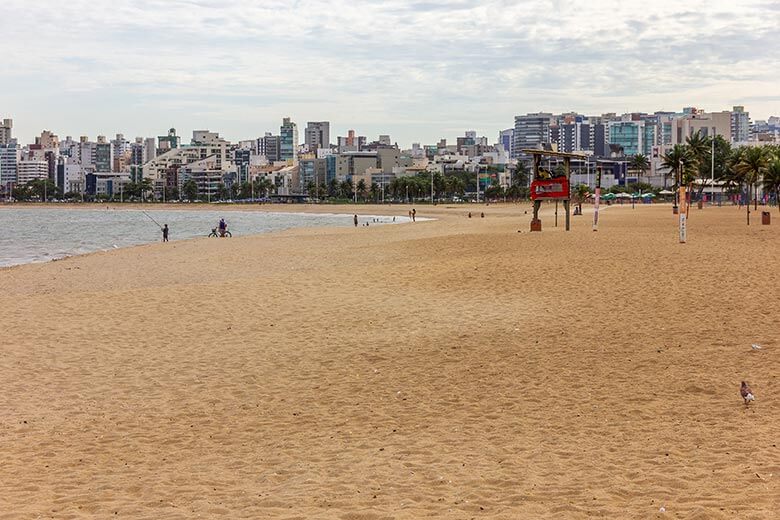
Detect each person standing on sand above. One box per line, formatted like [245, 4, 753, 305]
[354, 214, 358, 227]
[162, 224, 169, 242]
[412, 208, 416, 222]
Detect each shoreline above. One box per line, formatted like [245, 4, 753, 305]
[0, 205, 426, 270]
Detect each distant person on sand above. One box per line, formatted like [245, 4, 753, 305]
[412, 208, 416, 222]
[162, 224, 169, 242]
[354, 214, 358, 227]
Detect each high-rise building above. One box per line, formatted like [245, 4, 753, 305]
[36, 130, 59, 149]
[94, 138, 112, 173]
[608, 121, 655, 156]
[499, 129, 513, 154]
[17, 157, 49, 184]
[259, 133, 281, 163]
[304, 121, 330, 152]
[512, 113, 553, 158]
[731, 106, 750, 143]
[280, 117, 298, 162]
[0, 118, 12, 145]
[144, 137, 157, 164]
[0, 139, 20, 188]
[158, 128, 180, 154]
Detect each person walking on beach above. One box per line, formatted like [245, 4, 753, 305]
[162, 224, 169, 242]
[354, 214, 358, 227]
[412, 208, 416, 222]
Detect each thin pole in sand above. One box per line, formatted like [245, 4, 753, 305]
[711, 127, 715, 206]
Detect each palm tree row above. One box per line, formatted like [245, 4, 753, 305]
[659, 131, 780, 224]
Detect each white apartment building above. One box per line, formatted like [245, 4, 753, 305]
[17, 158, 49, 184]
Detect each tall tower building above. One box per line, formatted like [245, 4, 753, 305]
[304, 121, 330, 152]
[0, 118, 12, 145]
[512, 113, 553, 158]
[731, 106, 750, 143]
[280, 117, 298, 162]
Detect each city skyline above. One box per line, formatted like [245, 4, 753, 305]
[2, 0, 779, 146]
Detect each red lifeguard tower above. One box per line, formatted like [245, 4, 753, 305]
[523, 149, 586, 232]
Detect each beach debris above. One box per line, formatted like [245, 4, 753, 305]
[112, 244, 119, 249]
[659, 506, 666, 513]
[740, 381, 755, 405]
[751, 343, 763, 350]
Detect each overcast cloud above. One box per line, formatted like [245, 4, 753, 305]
[1, 0, 778, 146]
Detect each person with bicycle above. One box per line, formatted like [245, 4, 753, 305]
[218, 218, 227, 237]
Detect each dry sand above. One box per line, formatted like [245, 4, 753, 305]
[0, 202, 778, 519]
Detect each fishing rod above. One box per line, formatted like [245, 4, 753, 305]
[141, 210, 163, 230]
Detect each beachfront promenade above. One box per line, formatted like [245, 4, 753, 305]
[0, 203, 777, 518]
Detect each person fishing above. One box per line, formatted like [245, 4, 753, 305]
[162, 224, 169, 242]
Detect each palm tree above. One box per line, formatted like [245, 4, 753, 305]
[629, 154, 650, 182]
[339, 179, 353, 200]
[762, 159, 780, 212]
[356, 179, 368, 201]
[736, 146, 768, 224]
[139, 178, 154, 202]
[327, 178, 339, 198]
[183, 179, 199, 201]
[685, 131, 710, 169]
[661, 144, 692, 209]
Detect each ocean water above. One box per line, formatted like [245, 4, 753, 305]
[0, 207, 405, 268]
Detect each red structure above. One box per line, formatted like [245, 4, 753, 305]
[531, 177, 570, 200]
[523, 149, 586, 232]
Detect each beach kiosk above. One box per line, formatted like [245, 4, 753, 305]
[523, 149, 586, 232]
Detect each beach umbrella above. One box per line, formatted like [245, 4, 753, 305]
[658, 189, 674, 195]
[616, 192, 632, 198]
[641, 193, 656, 198]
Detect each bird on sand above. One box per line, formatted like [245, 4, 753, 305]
[740, 381, 755, 405]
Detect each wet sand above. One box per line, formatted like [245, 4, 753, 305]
[0, 202, 778, 519]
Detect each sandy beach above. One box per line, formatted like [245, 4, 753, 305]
[0, 202, 777, 519]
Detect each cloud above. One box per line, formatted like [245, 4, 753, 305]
[0, 0, 778, 146]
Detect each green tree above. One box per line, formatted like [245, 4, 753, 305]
[661, 144, 694, 211]
[253, 177, 274, 198]
[736, 146, 768, 224]
[369, 182, 380, 203]
[183, 179, 199, 202]
[685, 131, 710, 170]
[139, 178, 154, 202]
[29, 178, 59, 201]
[327, 178, 339, 198]
[356, 179, 368, 201]
[215, 183, 229, 201]
[513, 162, 530, 187]
[629, 154, 650, 181]
[762, 159, 780, 212]
[339, 179, 353, 200]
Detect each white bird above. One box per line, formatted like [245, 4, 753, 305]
[741, 381, 755, 405]
[751, 344, 762, 350]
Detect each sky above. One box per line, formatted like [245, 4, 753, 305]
[1, 0, 779, 147]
